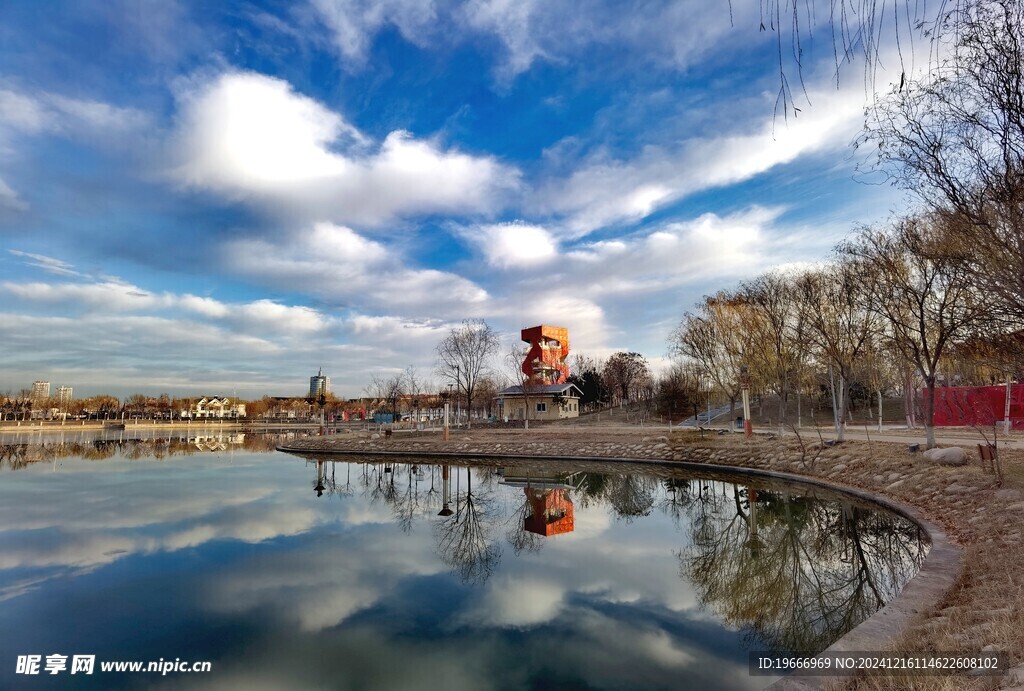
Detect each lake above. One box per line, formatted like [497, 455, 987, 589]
[0, 431, 928, 689]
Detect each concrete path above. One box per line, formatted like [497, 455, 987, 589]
[748, 424, 1024, 450]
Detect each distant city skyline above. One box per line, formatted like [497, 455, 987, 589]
[0, 2, 910, 397]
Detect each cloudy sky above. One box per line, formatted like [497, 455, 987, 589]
[0, 0, 911, 398]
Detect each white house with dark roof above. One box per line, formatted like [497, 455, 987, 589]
[184, 397, 246, 419]
[495, 382, 583, 421]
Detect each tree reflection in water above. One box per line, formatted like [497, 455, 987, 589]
[679, 483, 927, 653]
[434, 467, 502, 584]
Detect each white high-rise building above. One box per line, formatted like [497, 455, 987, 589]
[56, 386, 73, 404]
[309, 367, 330, 398]
[31, 381, 50, 401]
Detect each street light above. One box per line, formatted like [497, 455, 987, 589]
[443, 384, 453, 442]
[740, 365, 752, 438]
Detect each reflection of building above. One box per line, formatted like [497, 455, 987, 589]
[191, 433, 246, 451]
[500, 470, 577, 537]
[185, 397, 246, 419]
[524, 488, 575, 536]
[56, 386, 73, 404]
[31, 381, 50, 401]
[309, 368, 330, 398]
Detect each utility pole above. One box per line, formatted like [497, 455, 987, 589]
[1005, 378, 1013, 436]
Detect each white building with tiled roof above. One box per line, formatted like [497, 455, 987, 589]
[495, 383, 582, 421]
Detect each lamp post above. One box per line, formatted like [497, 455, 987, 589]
[455, 365, 461, 429]
[442, 385, 453, 442]
[318, 392, 327, 434]
[740, 366, 752, 438]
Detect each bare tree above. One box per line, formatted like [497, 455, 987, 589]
[602, 352, 650, 406]
[842, 214, 990, 448]
[366, 373, 404, 425]
[794, 261, 880, 441]
[657, 362, 702, 425]
[862, 0, 1024, 326]
[505, 343, 537, 430]
[436, 319, 499, 429]
[739, 272, 801, 430]
[402, 366, 424, 425]
[671, 292, 752, 420]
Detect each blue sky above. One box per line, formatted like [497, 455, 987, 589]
[0, 0, 910, 398]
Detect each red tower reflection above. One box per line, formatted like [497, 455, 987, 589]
[523, 487, 575, 536]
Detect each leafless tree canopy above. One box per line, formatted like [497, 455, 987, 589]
[753, 0, 973, 118]
[435, 319, 499, 427]
[842, 213, 991, 447]
[602, 351, 651, 403]
[862, 0, 1024, 322]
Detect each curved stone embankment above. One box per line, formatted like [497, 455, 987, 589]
[281, 432, 1024, 690]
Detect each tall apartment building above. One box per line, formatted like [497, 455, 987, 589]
[56, 386, 73, 404]
[309, 367, 330, 398]
[31, 381, 50, 401]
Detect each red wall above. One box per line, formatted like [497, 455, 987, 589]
[929, 384, 1024, 429]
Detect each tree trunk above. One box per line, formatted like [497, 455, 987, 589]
[829, 364, 841, 438]
[924, 376, 937, 449]
[837, 374, 848, 441]
[904, 371, 916, 428]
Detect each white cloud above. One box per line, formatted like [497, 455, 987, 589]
[459, 221, 558, 269]
[170, 71, 519, 225]
[0, 87, 149, 136]
[226, 222, 490, 316]
[461, 0, 547, 78]
[534, 80, 868, 237]
[310, 0, 439, 64]
[8, 250, 81, 276]
[462, 576, 565, 627]
[0, 179, 28, 211]
[311, 0, 737, 82]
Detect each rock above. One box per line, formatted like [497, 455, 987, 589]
[945, 483, 978, 494]
[1008, 664, 1024, 686]
[923, 447, 969, 465]
[995, 488, 1023, 502]
[1005, 502, 1024, 512]
[832, 464, 848, 473]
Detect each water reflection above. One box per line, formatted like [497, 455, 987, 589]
[0, 432, 292, 470]
[680, 482, 926, 653]
[299, 456, 927, 653]
[0, 435, 929, 690]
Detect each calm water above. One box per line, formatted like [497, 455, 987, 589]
[0, 432, 928, 690]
